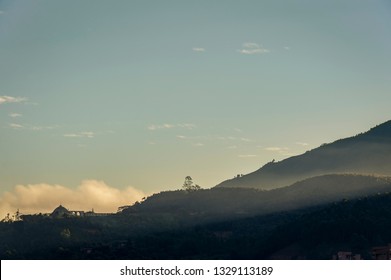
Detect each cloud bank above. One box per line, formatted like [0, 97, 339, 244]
[0, 180, 146, 218]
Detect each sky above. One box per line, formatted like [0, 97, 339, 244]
[1, 0, 391, 216]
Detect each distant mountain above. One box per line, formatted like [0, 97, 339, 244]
[122, 174, 391, 220]
[215, 120, 391, 190]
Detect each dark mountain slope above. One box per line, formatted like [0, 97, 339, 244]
[119, 191, 391, 260]
[215, 120, 391, 190]
[121, 174, 391, 221]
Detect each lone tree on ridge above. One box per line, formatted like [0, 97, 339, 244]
[182, 176, 201, 192]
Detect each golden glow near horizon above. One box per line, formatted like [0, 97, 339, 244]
[0, 180, 145, 218]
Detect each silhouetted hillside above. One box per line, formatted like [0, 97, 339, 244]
[121, 174, 391, 220]
[117, 192, 391, 260]
[4, 190, 391, 259]
[215, 120, 391, 189]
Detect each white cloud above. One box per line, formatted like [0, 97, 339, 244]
[266, 147, 292, 152]
[265, 147, 285, 152]
[0, 11, 4, 15]
[30, 125, 58, 131]
[193, 143, 204, 147]
[238, 154, 257, 158]
[218, 136, 237, 141]
[227, 145, 238, 149]
[148, 123, 195, 130]
[284, 46, 291, 51]
[265, 146, 297, 157]
[63, 133, 79, 138]
[0, 96, 27, 105]
[238, 42, 270, 55]
[178, 123, 196, 129]
[81, 131, 94, 138]
[192, 47, 206, 52]
[296, 142, 309, 147]
[9, 113, 22, 118]
[176, 135, 187, 140]
[240, 137, 253, 142]
[0, 180, 146, 218]
[64, 131, 94, 138]
[9, 123, 24, 129]
[8, 122, 58, 131]
[148, 124, 172, 130]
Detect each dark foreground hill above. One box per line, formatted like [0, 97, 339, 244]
[117, 191, 391, 260]
[2, 190, 391, 259]
[216, 120, 391, 190]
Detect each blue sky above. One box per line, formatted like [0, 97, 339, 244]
[1, 0, 391, 213]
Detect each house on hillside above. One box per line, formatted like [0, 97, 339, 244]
[372, 244, 391, 260]
[50, 205, 71, 218]
[50, 205, 86, 218]
[333, 251, 361, 260]
[50, 205, 110, 218]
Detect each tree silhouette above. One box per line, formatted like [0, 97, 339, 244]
[1, 213, 11, 223]
[182, 176, 201, 192]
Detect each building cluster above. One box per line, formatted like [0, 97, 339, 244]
[371, 244, 391, 260]
[333, 244, 391, 260]
[333, 251, 361, 260]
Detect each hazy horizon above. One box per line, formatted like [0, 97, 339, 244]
[1, 0, 391, 217]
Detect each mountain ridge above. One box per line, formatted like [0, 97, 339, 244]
[215, 120, 391, 190]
